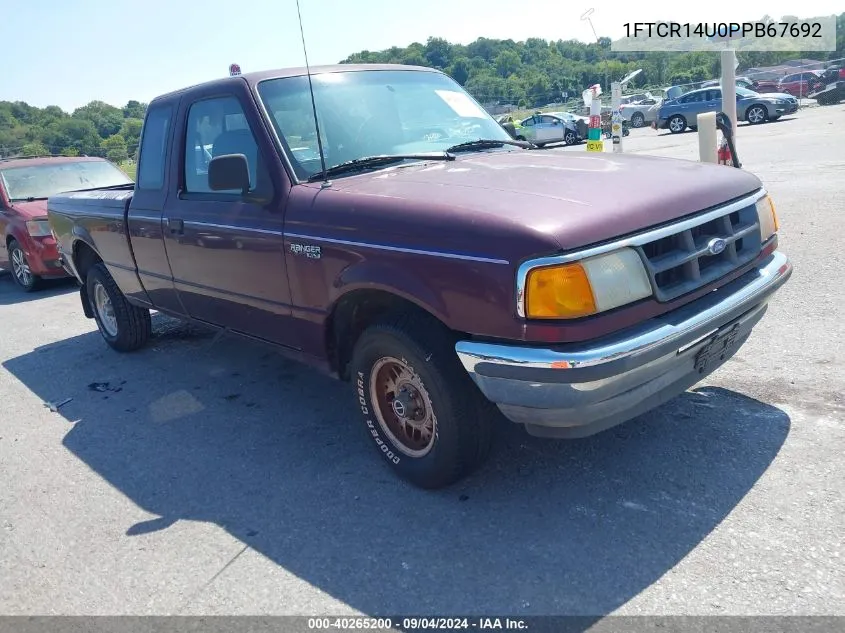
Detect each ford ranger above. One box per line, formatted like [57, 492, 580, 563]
[47, 64, 792, 489]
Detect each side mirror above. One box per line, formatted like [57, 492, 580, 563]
[208, 154, 250, 193]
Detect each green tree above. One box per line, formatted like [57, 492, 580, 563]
[494, 50, 521, 78]
[72, 100, 124, 138]
[123, 100, 147, 119]
[21, 141, 49, 156]
[119, 118, 143, 151]
[448, 58, 470, 85]
[101, 134, 129, 163]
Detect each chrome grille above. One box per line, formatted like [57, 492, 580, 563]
[637, 203, 762, 302]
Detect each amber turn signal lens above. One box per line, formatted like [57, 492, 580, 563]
[769, 197, 780, 232]
[525, 262, 597, 319]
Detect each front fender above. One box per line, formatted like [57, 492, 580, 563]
[332, 259, 452, 325]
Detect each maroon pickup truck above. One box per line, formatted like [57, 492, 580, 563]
[47, 64, 792, 489]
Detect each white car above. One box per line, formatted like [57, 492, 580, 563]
[519, 113, 584, 147]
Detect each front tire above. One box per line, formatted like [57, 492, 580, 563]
[564, 130, 577, 145]
[350, 313, 493, 489]
[8, 239, 40, 292]
[86, 263, 151, 352]
[631, 112, 645, 128]
[746, 104, 768, 124]
[668, 115, 687, 133]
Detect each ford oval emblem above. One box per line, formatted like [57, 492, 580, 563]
[707, 238, 727, 256]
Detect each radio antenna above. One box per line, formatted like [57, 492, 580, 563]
[295, 0, 328, 184]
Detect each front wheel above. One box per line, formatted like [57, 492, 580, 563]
[350, 314, 493, 489]
[631, 112, 645, 128]
[746, 104, 768, 124]
[8, 239, 40, 292]
[668, 115, 687, 133]
[564, 130, 577, 145]
[86, 263, 151, 352]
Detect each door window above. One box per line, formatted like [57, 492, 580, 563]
[182, 96, 271, 198]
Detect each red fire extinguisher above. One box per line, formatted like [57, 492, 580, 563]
[717, 140, 733, 166]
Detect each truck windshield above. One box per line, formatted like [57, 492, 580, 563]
[256, 69, 513, 180]
[1, 159, 133, 201]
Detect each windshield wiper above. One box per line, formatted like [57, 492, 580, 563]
[308, 152, 455, 182]
[445, 138, 535, 153]
[9, 196, 47, 202]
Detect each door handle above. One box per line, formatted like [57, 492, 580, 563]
[168, 218, 184, 234]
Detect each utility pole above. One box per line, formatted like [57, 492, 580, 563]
[610, 69, 642, 153]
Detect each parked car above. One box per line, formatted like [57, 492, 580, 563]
[0, 156, 132, 291]
[518, 113, 582, 146]
[656, 86, 798, 133]
[48, 63, 791, 489]
[777, 71, 825, 98]
[620, 97, 662, 128]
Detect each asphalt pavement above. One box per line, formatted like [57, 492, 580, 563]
[1, 104, 843, 617]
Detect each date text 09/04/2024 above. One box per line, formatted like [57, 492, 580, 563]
[307, 617, 528, 630]
[623, 22, 824, 39]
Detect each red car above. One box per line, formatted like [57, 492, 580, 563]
[777, 71, 825, 97]
[0, 156, 132, 291]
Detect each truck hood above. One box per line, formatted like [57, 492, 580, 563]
[323, 149, 762, 251]
[9, 199, 48, 220]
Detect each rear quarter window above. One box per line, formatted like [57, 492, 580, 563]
[137, 106, 173, 190]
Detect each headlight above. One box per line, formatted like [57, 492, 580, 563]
[756, 194, 779, 242]
[524, 248, 652, 319]
[26, 219, 52, 237]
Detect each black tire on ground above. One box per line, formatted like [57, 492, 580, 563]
[86, 262, 151, 352]
[746, 104, 768, 124]
[350, 312, 494, 489]
[631, 112, 645, 128]
[8, 239, 41, 292]
[564, 130, 577, 145]
[668, 115, 687, 133]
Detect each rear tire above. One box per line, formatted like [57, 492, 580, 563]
[8, 239, 40, 292]
[631, 112, 645, 128]
[86, 262, 151, 352]
[350, 312, 493, 489]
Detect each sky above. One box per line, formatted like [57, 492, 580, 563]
[5, 0, 842, 112]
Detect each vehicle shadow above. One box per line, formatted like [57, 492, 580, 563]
[0, 273, 77, 305]
[3, 318, 791, 616]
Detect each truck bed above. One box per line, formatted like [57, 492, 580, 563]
[48, 185, 139, 294]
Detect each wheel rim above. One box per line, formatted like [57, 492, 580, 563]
[369, 356, 436, 458]
[749, 107, 765, 123]
[565, 132, 575, 144]
[632, 114, 644, 127]
[670, 117, 684, 132]
[93, 281, 119, 337]
[11, 247, 32, 287]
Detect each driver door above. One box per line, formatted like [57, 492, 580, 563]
[535, 116, 563, 143]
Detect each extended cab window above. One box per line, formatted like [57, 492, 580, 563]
[137, 105, 172, 190]
[183, 96, 270, 197]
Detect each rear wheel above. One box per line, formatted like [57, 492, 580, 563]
[86, 263, 151, 352]
[631, 112, 645, 128]
[350, 313, 493, 489]
[8, 239, 40, 292]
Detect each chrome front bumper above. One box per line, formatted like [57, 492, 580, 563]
[455, 251, 792, 439]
